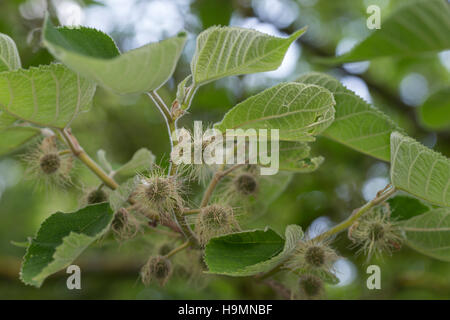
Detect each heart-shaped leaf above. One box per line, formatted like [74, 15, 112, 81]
[401, 208, 450, 262]
[0, 33, 21, 72]
[215, 82, 335, 142]
[390, 132, 450, 207]
[297, 72, 401, 161]
[191, 26, 306, 86]
[0, 63, 96, 128]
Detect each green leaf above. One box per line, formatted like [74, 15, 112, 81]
[0, 33, 21, 72]
[321, 0, 450, 63]
[113, 148, 155, 182]
[97, 149, 113, 173]
[205, 225, 303, 276]
[0, 111, 18, 129]
[20, 203, 113, 287]
[0, 63, 96, 128]
[297, 72, 401, 161]
[192, 0, 233, 29]
[388, 194, 430, 220]
[247, 172, 293, 220]
[390, 132, 450, 207]
[215, 82, 335, 142]
[109, 178, 136, 212]
[191, 26, 306, 86]
[43, 17, 187, 95]
[418, 87, 450, 131]
[276, 141, 324, 173]
[0, 127, 40, 156]
[400, 208, 450, 262]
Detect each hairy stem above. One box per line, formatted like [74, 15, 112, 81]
[200, 164, 245, 207]
[183, 208, 201, 215]
[181, 85, 198, 110]
[314, 185, 396, 241]
[147, 91, 198, 242]
[173, 207, 199, 245]
[259, 185, 397, 280]
[147, 91, 172, 123]
[165, 241, 190, 258]
[60, 129, 119, 190]
[147, 91, 180, 176]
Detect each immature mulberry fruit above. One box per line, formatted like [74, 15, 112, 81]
[348, 205, 402, 261]
[111, 208, 140, 241]
[141, 255, 172, 286]
[134, 169, 184, 220]
[286, 240, 338, 275]
[23, 136, 73, 187]
[298, 274, 324, 299]
[195, 204, 239, 245]
[158, 243, 174, 256]
[233, 172, 259, 196]
[86, 188, 108, 204]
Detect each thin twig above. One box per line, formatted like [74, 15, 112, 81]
[60, 128, 119, 190]
[314, 185, 396, 241]
[165, 241, 190, 259]
[200, 164, 245, 207]
[183, 208, 201, 216]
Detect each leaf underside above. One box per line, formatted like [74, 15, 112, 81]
[390, 132, 450, 207]
[215, 82, 335, 142]
[297, 72, 401, 161]
[0, 63, 96, 128]
[191, 26, 306, 86]
[401, 208, 450, 262]
[0, 33, 21, 72]
[0, 126, 40, 155]
[113, 148, 156, 182]
[43, 17, 187, 95]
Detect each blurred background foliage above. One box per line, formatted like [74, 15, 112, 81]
[0, 0, 449, 299]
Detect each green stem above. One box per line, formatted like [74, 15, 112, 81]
[146, 91, 179, 176]
[165, 241, 190, 258]
[181, 85, 198, 110]
[314, 185, 396, 241]
[259, 185, 397, 280]
[60, 129, 119, 190]
[200, 164, 245, 208]
[183, 208, 201, 215]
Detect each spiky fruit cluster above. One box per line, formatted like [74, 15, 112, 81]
[233, 172, 258, 196]
[348, 205, 402, 261]
[196, 204, 239, 245]
[172, 126, 218, 185]
[40, 153, 61, 174]
[141, 255, 172, 286]
[23, 136, 73, 187]
[134, 170, 184, 220]
[298, 274, 324, 299]
[286, 240, 338, 275]
[111, 208, 140, 241]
